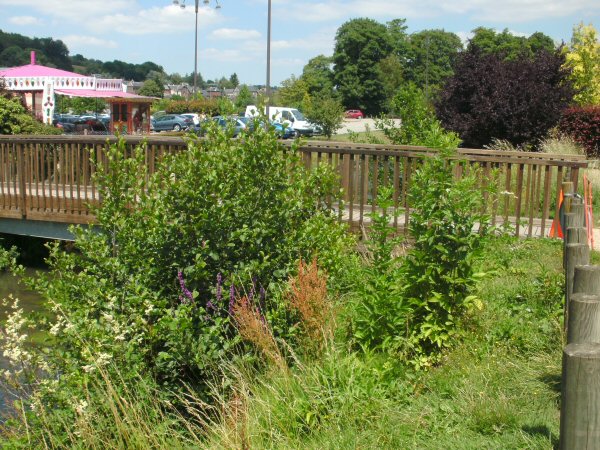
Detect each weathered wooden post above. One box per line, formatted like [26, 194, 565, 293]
[565, 243, 590, 333]
[562, 181, 574, 214]
[560, 343, 600, 449]
[568, 293, 600, 344]
[567, 227, 589, 246]
[564, 198, 587, 268]
[573, 266, 600, 296]
[571, 202, 585, 227]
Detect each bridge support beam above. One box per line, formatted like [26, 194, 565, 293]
[0, 218, 88, 241]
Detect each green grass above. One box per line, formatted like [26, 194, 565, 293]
[1, 236, 568, 449]
[202, 236, 565, 449]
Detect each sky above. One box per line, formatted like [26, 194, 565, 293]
[0, 0, 599, 86]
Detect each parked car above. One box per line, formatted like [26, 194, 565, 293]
[151, 114, 193, 132]
[52, 115, 80, 132]
[196, 116, 246, 137]
[245, 105, 317, 137]
[238, 116, 294, 139]
[180, 113, 201, 126]
[71, 118, 109, 135]
[345, 109, 364, 119]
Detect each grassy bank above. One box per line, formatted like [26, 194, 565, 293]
[1, 236, 566, 449]
[202, 236, 564, 449]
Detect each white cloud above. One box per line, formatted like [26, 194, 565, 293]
[8, 16, 42, 26]
[0, 0, 132, 23]
[0, 1, 223, 36]
[283, 0, 600, 23]
[211, 28, 261, 40]
[89, 6, 223, 35]
[60, 35, 118, 50]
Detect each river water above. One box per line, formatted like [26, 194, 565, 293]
[0, 269, 45, 413]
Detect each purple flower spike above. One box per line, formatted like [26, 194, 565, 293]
[259, 286, 266, 303]
[216, 273, 223, 302]
[177, 270, 194, 304]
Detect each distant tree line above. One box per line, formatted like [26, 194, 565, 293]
[278, 18, 599, 150]
[0, 29, 72, 70]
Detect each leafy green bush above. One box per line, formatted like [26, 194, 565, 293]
[304, 96, 345, 139]
[400, 147, 489, 364]
[346, 136, 489, 367]
[376, 84, 460, 148]
[345, 187, 407, 352]
[165, 98, 220, 115]
[1, 123, 351, 425]
[0, 96, 62, 135]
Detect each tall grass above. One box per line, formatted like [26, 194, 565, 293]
[1, 237, 566, 449]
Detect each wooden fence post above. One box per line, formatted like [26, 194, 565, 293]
[573, 266, 600, 296]
[567, 227, 588, 246]
[565, 243, 590, 333]
[568, 293, 600, 344]
[560, 343, 600, 449]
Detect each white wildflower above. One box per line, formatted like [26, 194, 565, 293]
[82, 364, 96, 373]
[75, 399, 88, 415]
[97, 353, 113, 367]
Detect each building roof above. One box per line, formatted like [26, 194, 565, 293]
[55, 89, 155, 101]
[0, 63, 86, 79]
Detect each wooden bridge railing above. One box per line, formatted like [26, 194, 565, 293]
[0, 135, 589, 238]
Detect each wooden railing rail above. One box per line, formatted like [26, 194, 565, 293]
[0, 135, 588, 238]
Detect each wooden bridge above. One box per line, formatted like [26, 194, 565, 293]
[0, 135, 589, 240]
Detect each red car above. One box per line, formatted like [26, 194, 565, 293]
[345, 109, 364, 119]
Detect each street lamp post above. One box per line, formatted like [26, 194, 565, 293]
[173, 0, 221, 99]
[265, 0, 272, 122]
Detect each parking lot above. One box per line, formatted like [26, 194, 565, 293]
[336, 118, 401, 134]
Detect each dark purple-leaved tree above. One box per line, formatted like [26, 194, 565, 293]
[435, 47, 575, 148]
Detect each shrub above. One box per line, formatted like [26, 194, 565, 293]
[376, 84, 461, 148]
[436, 47, 574, 149]
[0, 122, 352, 424]
[304, 96, 345, 139]
[400, 147, 489, 365]
[346, 140, 489, 367]
[0, 96, 62, 135]
[165, 98, 220, 115]
[558, 105, 600, 157]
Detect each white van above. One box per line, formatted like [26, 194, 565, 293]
[245, 105, 317, 137]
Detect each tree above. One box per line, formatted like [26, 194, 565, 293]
[275, 75, 309, 109]
[0, 46, 28, 67]
[169, 73, 184, 85]
[377, 54, 404, 108]
[217, 76, 233, 90]
[305, 95, 345, 139]
[435, 47, 574, 148]
[563, 23, 600, 106]
[60, 97, 107, 115]
[405, 29, 463, 96]
[387, 18, 411, 62]
[333, 18, 393, 115]
[301, 55, 335, 97]
[139, 79, 164, 98]
[235, 84, 254, 110]
[468, 27, 555, 60]
[229, 72, 239, 88]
